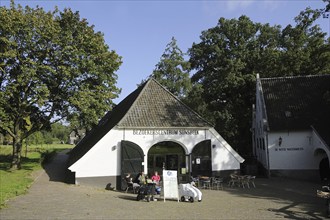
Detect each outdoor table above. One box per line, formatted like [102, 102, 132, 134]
[199, 176, 211, 189]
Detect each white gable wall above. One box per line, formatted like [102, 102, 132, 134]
[69, 129, 123, 178]
[268, 131, 319, 170]
[209, 128, 244, 171]
[69, 127, 243, 179]
[253, 76, 269, 171]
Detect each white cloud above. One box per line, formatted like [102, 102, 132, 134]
[201, 0, 256, 16]
[260, 0, 284, 12]
[225, 0, 255, 12]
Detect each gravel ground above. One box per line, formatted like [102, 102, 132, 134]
[0, 150, 327, 220]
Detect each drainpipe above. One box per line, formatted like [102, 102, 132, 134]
[265, 131, 270, 178]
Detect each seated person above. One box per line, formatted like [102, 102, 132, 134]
[151, 171, 161, 194]
[134, 171, 146, 185]
[125, 173, 133, 183]
[124, 173, 139, 192]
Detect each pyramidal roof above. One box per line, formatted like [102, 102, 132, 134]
[69, 78, 212, 165]
[117, 78, 212, 128]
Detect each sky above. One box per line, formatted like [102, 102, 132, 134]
[1, 0, 329, 104]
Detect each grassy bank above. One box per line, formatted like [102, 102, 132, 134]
[0, 144, 73, 208]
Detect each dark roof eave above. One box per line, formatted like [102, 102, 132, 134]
[116, 126, 212, 129]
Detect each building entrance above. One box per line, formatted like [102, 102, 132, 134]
[120, 140, 144, 190]
[191, 140, 211, 177]
[319, 157, 330, 181]
[148, 141, 187, 181]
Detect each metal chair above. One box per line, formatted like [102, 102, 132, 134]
[247, 175, 256, 188]
[240, 175, 250, 188]
[200, 177, 211, 189]
[228, 174, 240, 187]
[211, 177, 223, 190]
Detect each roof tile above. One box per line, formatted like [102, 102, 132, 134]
[260, 74, 330, 145]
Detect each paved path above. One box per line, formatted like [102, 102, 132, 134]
[0, 151, 328, 219]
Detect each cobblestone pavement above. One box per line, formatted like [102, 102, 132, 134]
[0, 151, 327, 219]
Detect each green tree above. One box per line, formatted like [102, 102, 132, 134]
[188, 16, 264, 154]
[188, 10, 329, 154]
[279, 7, 330, 76]
[27, 131, 43, 146]
[49, 123, 70, 143]
[150, 37, 191, 98]
[0, 2, 122, 169]
[182, 82, 214, 124]
[322, 0, 330, 14]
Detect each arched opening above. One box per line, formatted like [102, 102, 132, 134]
[191, 140, 211, 177]
[315, 148, 330, 181]
[147, 141, 186, 180]
[120, 140, 144, 190]
[320, 157, 330, 181]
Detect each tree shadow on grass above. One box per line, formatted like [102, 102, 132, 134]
[0, 155, 40, 171]
[0, 155, 12, 170]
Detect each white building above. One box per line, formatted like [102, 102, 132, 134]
[68, 78, 244, 189]
[252, 74, 330, 181]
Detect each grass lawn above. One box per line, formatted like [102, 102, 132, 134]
[0, 144, 73, 209]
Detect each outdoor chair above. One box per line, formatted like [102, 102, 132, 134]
[211, 177, 223, 190]
[228, 174, 240, 187]
[247, 175, 256, 188]
[240, 175, 250, 188]
[125, 179, 140, 193]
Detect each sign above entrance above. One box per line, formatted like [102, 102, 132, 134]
[133, 129, 199, 135]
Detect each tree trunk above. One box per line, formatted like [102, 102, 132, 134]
[10, 138, 22, 170]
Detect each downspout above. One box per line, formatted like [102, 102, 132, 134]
[265, 131, 270, 178]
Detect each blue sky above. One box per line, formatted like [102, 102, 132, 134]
[1, 0, 329, 103]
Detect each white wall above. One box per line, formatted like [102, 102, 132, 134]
[268, 131, 320, 170]
[209, 128, 243, 171]
[69, 129, 123, 178]
[69, 127, 243, 178]
[253, 77, 268, 169]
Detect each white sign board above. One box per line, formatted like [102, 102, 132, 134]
[163, 170, 179, 202]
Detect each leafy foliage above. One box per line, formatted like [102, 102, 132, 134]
[150, 37, 191, 98]
[188, 8, 329, 154]
[0, 2, 121, 168]
[25, 123, 71, 145]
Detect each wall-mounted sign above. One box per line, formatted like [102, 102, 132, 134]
[275, 147, 304, 152]
[133, 129, 199, 135]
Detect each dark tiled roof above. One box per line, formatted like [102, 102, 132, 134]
[117, 79, 212, 128]
[68, 81, 143, 166]
[69, 78, 212, 166]
[260, 74, 330, 145]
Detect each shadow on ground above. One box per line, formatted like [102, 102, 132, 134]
[221, 178, 327, 219]
[42, 149, 75, 184]
[41, 151, 329, 219]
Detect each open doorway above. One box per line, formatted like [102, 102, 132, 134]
[148, 141, 187, 181]
[191, 140, 212, 177]
[320, 157, 330, 181]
